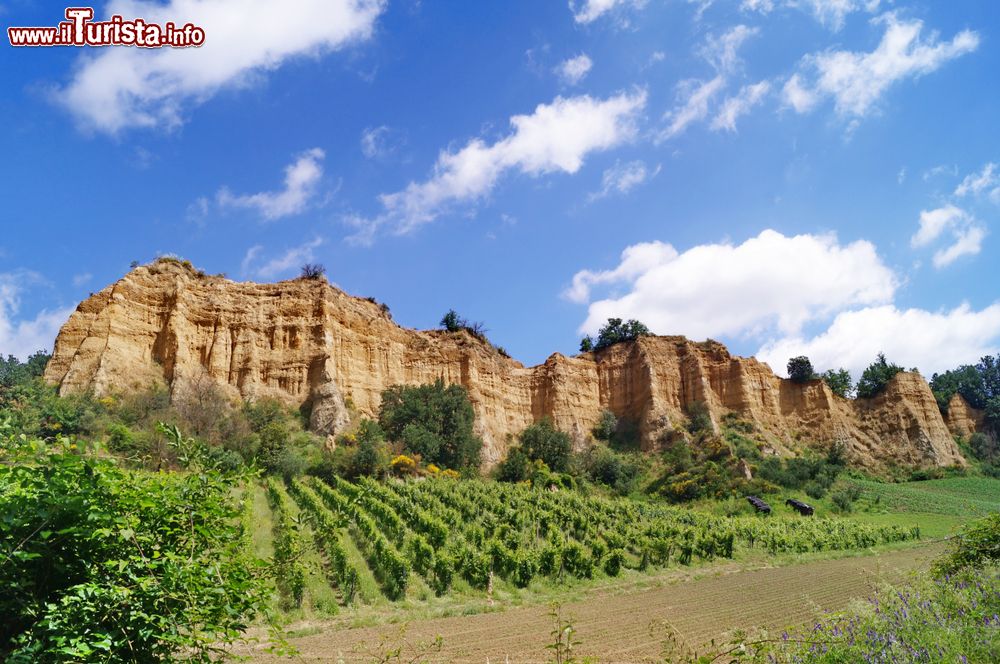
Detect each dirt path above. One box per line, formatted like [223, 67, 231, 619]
[250, 543, 943, 663]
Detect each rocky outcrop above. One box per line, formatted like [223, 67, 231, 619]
[944, 393, 985, 439]
[45, 260, 967, 469]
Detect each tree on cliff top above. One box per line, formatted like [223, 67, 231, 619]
[787, 356, 817, 383]
[855, 353, 903, 399]
[821, 368, 854, 398]
[586, 318, 652, 352]
[299, 263, 326, 280]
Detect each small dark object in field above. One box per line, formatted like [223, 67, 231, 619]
[785, 498, 814, 516]
[746, 495, 771, 514]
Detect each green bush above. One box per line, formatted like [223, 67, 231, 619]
[518, 418, 572, 473]
[586, 445, 641, 495]
[379, 380, 483, 470]
[0, 440, 268, 661]
[933, 512, 1000, 576]
[495, 446, 532, 483]
[831, 485, 861, 512]
[686, 402, 713, 434]
[591, 410, 617, 442]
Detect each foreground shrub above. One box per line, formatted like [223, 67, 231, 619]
[0, 438, 269, 662]
[754, 569, 1000, 663]
[933, 512, 1000, 576]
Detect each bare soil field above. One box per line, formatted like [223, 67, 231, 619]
[246, 542, 944, 663]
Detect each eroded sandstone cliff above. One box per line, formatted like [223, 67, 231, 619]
[45, 261, 967, 468]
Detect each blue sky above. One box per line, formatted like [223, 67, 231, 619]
[1, 0, 998, 379]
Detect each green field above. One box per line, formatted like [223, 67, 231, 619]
[844, 476, 1000, 538]
[847, 476, 1000, 516]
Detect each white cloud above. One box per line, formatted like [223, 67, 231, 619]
[911, 205, 967, 248]
[243, 237, 324, 280]
[659, 25, 758, 141]
[933, 226, 986, 268]
[589, 160, 660, 201]
[659, 76, 725, 141]
[59, 0, 386, 133]
[742, 0, 881, 31]
[72, 273, 93, 288]
[556, 54, 593, 85]
[570, 0, 645, 24]
[955, 162, 1000, 202]
[911, 205, 987, 269]
[567, 230, 897, 339]
[186, 196, 210, 226]
[757, 303, 1000, 378]
[217, 148, 325, 220]
[349, 90, 647, 243]
[785, 14, 979, 118]
[711, 80, 771, 132]
[0, 273, 73, 360]
[701, 25, 758, 74]
[781, 74, 819, 113]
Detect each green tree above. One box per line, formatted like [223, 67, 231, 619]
[518, 418, 572, 473]
[591, 318, 652, 352]
[786, 356, 817, 383]
[586, 446, 641, 495]
[0, 351, 50, 389]
[856, 353, 903, 399]
[495, 447, 531, 483]
[579, 336, 594, 353]
[591, 410, 617, 441]
[350, 420, 389, 478]
[821, 368, 854, 398]
[378, 380, 483, 469]
[440, 309, 461, 332]
[930, 364, 987, 411]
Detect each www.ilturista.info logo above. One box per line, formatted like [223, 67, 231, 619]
[8, 7, 205, 48]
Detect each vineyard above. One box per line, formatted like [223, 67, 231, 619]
[262, 476, 921, 607]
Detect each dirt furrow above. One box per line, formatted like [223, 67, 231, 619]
[247, 543, 943, 663]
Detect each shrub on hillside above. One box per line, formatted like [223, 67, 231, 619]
[585, 445, 641, 495]
[379, 380, 483, 470]
[591, 409, 617, 442]
[686, 402, 713, 434]
[518, 417, 572, 473]
[322, 419, 389, 480]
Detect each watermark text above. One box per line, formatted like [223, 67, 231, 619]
[8, 7, 205, 48]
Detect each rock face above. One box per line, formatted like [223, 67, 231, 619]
[944, 393, 985, 439]
[45, 261, 967, 469]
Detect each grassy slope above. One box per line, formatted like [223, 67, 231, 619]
[846, 476, 1000, 539]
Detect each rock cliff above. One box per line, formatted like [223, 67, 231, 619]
[45, 260, 967, 468]
[944, 393, 985, 439]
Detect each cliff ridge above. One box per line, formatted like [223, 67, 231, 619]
[45, 261, 968, 469]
